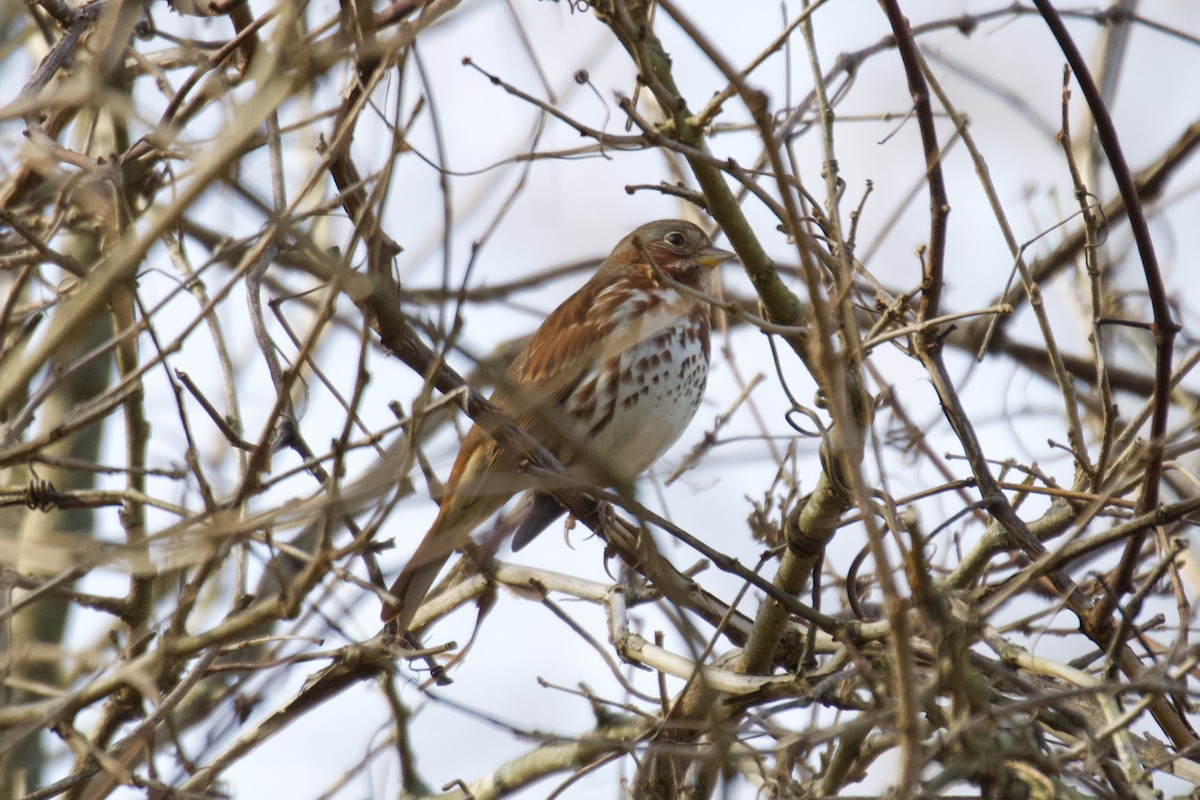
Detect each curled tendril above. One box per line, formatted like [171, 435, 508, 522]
[25, 479, 57, 512]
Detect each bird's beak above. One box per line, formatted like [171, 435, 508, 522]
[695, 245, 736, 268]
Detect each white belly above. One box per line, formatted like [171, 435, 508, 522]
[563, 320, 708, 484]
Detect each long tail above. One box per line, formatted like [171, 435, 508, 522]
[382, 545, 452, 634]
[381, 500, 506, 633]
[383, 431, 515, 633]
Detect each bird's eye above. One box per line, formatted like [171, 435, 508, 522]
[665, 231, 686, 248]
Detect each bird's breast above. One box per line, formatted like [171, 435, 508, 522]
[563, 309, 710, 483]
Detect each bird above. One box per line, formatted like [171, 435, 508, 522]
[382, 219, 735, 633]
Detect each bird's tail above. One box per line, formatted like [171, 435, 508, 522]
[381, 496, 505, 633]
[382, 549, 451, 634]
[382, 437, 514, 632]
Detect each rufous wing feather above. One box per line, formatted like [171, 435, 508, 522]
[381, 220, 731, 633]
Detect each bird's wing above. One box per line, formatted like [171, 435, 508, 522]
[506, 268, 690, 407]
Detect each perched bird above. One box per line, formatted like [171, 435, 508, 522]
[383, 219, 734, 632]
